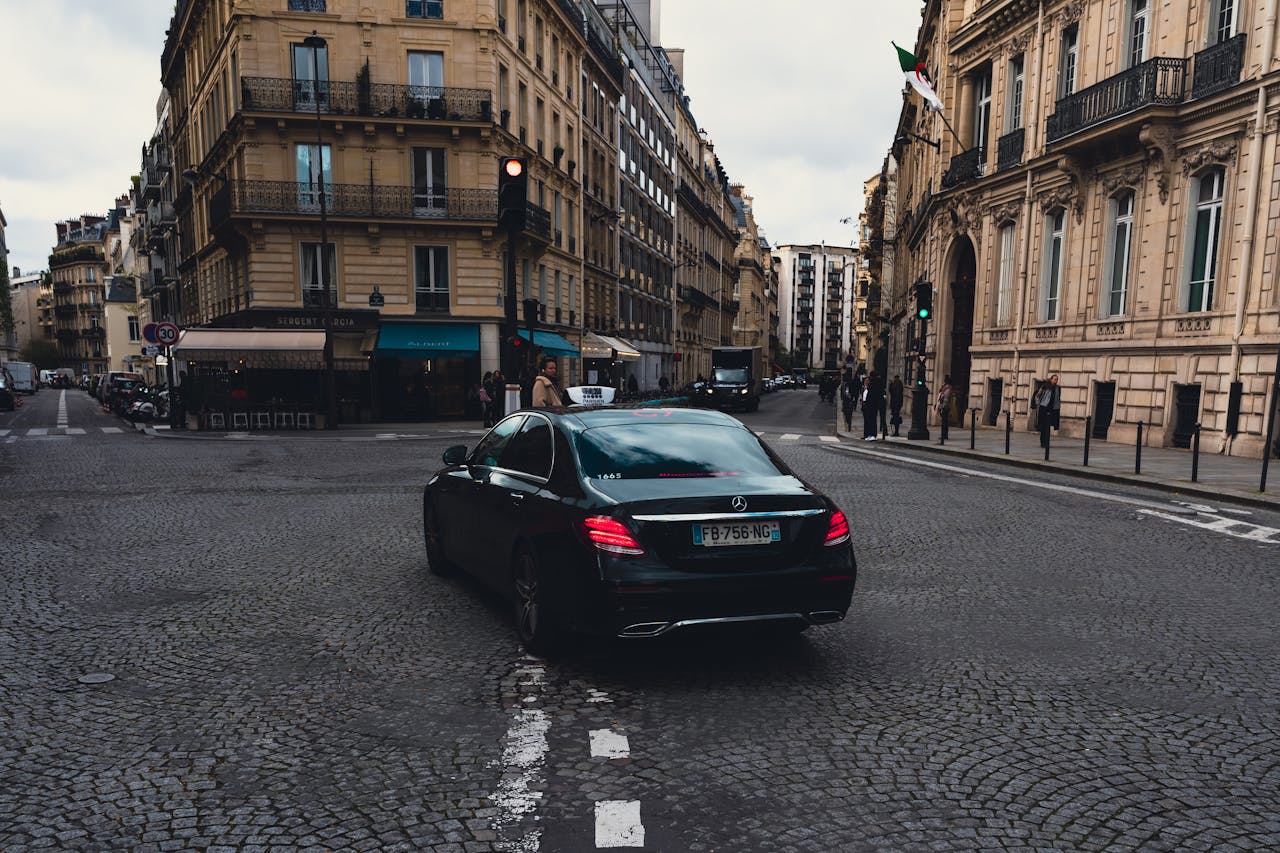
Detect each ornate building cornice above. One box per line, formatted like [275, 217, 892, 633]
[1181, 138, 1239, 176]
[987, 198, 1024, 225]
[1006, 29, 1034, 58]
[1038, 185, 1076, 217]
[1058, 0, 1085, 27]
[1139, 122, 1178, 203]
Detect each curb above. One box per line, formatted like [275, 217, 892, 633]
[832, 427, 1279, 512]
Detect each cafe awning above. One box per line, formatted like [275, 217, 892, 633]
[172, 329, 328, 368]
[518, 329, 579, 358]
[596, 335, 641, 361]
[580, 332, 614, 360]
[375, 323, 480, 358]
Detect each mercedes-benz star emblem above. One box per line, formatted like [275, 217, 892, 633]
[731, 496, 748, 512]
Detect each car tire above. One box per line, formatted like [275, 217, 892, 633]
[513, 544, 562, 655]
[423, 497, 458, 577]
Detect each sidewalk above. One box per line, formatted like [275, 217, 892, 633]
[834, 413, 1280, 512]
[144, 420, 487, 440]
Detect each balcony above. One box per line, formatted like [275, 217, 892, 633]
[996, 128, 1024, 171]
[942, 146, 986, 189]
[209, 181, 498, 228]
[80, 327, 106, 341]
[522, 200, 552, 243]
[141, 165, 163, 200]
[147, 199, 176, 226]
[1046, 56, 1188, 144]
[415, 291, 450, 313]
[552, 0, 585, 29]
[241, 77, 492, 123]
[54, 304, 77, 317]
[1192, 34, 1246, 99]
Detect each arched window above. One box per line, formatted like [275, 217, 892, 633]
[1105, 190, 1135, 316]
[1186, 168, 1225, 312]
[1041, 209, 1065, 322]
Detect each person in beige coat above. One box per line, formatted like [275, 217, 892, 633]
[531, 357, 562, 408]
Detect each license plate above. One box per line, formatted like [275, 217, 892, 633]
[692, 520, 781, 547]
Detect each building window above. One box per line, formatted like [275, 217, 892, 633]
[522, 259, 531, 300]
[407, 51, 445, 116]
[1042, 209, 1065, 322]
[1006, 55, 1024, 131]
[996, 223, 1015, 326]
[1186, 168, 1225, 312]
[539, 264, 547, 305]
[414, 246, 449, 312]
[128, 316, 140, 342]
[517, 0, 527, 50]
[1105, 191, 1135, 316]
[411, 147, 447, 214]
[295, 143, 332, 209]
[1059, 26, 1079, 99]
[300, 242, 337, 308]
[973, 66, 992, 152]
[405, 0, 444, 19]
[1128, 0, 1150, 68]
[290, 42, 329, 110]
[498, 65, 509, 127]
[1210, 0, 1236, 43]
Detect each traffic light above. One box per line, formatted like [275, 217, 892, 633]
[508, 334, 527, 352]
[914, 280, 933, 320]
[498, 157, 528, 230]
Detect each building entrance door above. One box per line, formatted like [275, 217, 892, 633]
[1092, 381, 1116, 439]
[948, 238, 977, 424]
[984, 377, 1003, 426]
[1172, 384, 1201, 448]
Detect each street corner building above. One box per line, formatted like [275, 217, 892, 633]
[871, 0, 1280, 459]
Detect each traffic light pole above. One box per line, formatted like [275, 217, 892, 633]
[503, 223, 521, 414]
[907, 318, 930, 441]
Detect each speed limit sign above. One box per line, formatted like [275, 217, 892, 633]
[155, 322, 180, 345]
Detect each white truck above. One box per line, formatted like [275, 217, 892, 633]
[4, 361, 38, 394]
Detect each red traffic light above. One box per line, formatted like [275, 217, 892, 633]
[503, 158, 525, 178]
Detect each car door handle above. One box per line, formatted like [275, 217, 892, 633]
[509, 492, 526, 501]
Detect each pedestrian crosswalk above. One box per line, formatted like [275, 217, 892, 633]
[1, 427, 129, 443]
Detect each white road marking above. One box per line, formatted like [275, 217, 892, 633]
[26, 428, 48, 436]
[1137, 509, 1280, 542]
[101, 427, 123, 434]
[589, 730, 630, 759]
[586, 688, 612, 704]
[0, 429, 9, 437]
[819, 435, 840, 443]
[830, 444, 1199, 515]
[595, 801, 645, 848]
[779, 433, 800, 440]
[57, 391, 68, 428]
[493, 660, 550, 853]
[66, 428, 86, 435]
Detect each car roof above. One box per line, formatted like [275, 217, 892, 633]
[539, 406, 748, 432]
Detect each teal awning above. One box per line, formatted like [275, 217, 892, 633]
[376, 323, 480, 358]
[518, 329, 579, 357]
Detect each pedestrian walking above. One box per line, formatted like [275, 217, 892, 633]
[532, 357, 562, 408]
[627, 374, 639, 396]
[1032, 373, 1062, 448]
[491, 369, 506, 420]
[862, 370, 885, 440]
[935, 375, 955, 442]
[658, 375, 670, 393]
[888, 374, 904, 436]
[840, 378, 856, 433]
[480, 371, 496, 427]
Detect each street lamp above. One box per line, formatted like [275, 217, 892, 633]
[304, 30, 338, 430]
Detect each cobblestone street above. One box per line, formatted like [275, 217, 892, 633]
[2, 422, 1279, 851]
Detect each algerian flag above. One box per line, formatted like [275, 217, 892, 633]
[894, 42, 944, 111]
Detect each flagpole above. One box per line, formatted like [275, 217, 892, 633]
[935, 110, 965, 149]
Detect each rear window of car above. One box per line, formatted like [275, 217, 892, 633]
[575, 423, 786, 480]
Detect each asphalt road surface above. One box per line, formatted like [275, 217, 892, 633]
[3, 387, 1279, 851]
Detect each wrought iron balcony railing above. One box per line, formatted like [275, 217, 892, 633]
[210, 180, 498, 223]
[1046, 56, 1188, 143]
[552, 0, 585, 29]
[523, 200, 552, 242]
[241, 77, 492, 123]
[941, 146, 986, 189]
[287, 0, 326, 10]
[302, 288, 337, 309]
[997, 128, 1025, 171]
[1192, 34, 1246, 99]
[415, 291, 450, 313]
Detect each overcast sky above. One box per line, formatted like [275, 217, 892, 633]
[0, 1, 924, 275]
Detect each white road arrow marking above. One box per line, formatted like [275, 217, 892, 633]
[1138, 509, 1280, 542]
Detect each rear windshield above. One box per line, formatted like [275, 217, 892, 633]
[575, 423, 786, 480]
[713, 367, 748, 383]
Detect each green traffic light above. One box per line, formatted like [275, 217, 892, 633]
[916, 307, 930, 320]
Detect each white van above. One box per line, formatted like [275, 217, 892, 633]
[4, 361, 38, 394]
[39, 369, 56, 387]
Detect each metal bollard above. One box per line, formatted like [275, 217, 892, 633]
[970, 408, 978, 450]
[1136, 421, 1144, 474]
[1005, 410, 1012, 455]
[1192, 423, 1201, 483]
[1044, 421, 1051, 461]
[1083, 416, 1092, 467]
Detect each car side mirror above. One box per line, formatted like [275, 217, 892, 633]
[442, 444, 469, 465]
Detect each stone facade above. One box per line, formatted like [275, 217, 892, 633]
[50, 216, 109, 375]
[885, 0, 1280, 456]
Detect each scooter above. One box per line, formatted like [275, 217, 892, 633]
[125, 387, 157, 422]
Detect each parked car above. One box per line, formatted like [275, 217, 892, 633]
[422, 406, 856, 653]
[0, 372, 15, 412]
[100, 371, 143, 404]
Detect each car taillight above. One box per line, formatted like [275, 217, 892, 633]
[581, 516, 645, 556]
[824, 510, 850, 547]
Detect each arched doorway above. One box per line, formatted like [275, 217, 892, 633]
[947, 237, 977, 424]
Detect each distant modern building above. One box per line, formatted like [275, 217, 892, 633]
[774, 244, 858, 372]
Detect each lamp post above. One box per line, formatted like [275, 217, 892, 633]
[304, 30, 338, 430]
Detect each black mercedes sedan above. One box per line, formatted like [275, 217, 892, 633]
[422, 406, 855, 653]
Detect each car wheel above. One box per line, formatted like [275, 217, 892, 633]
[423, 496, 458, 577]
[513, 544, 561, 655]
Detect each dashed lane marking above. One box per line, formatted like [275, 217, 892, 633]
[26, 428, 48, 436]
[779, 433, 801, 440]
[819, 435, 840, 443]
[101, 427, 124, 434]
[57, 391, 68, 429]
[0, 429, 9, 436]
[1137, 509, 1280, 543]
[493, 659, 550, 853]
[66, 428, 86, 435]
[589, 730, 630, 759]
[595, 801, 645, 848]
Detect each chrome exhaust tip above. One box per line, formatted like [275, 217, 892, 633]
[807, 611, 844, 624]
[619, 622, 670, 638]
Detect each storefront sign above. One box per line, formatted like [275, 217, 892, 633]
[221, 308, 381, 331]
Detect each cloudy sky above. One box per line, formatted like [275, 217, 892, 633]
[0, 1, 924, 275]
